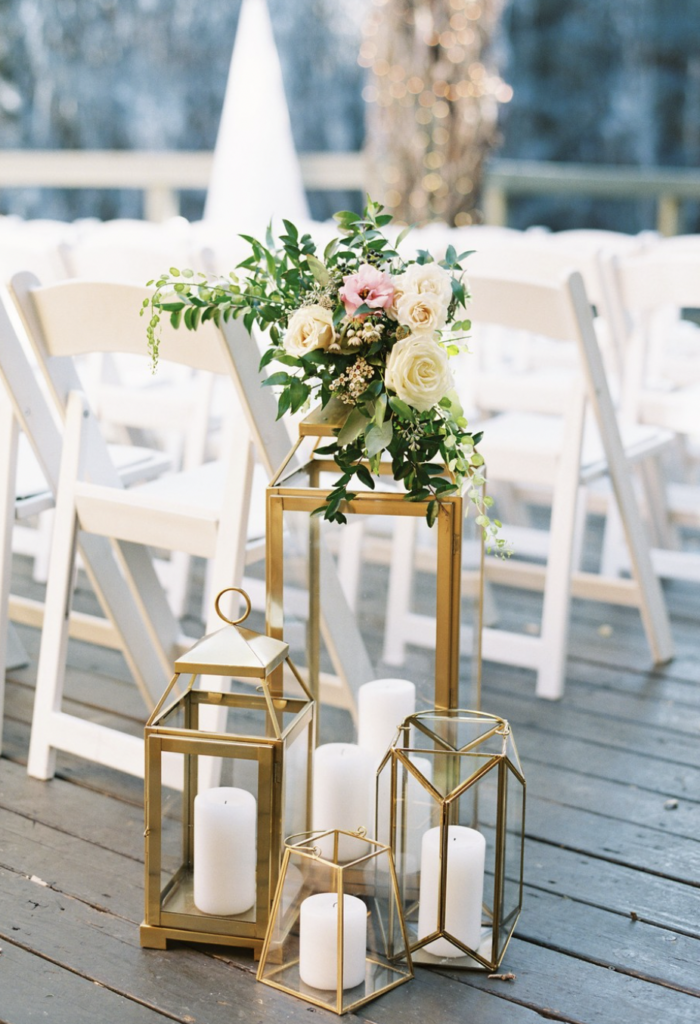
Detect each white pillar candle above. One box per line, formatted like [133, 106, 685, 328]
[299, 893, 367, 991]
[417, 825, 485, 958]
[312, 744, 372, 861]
[193, 787, 256, 916]
[357, 678, 416, 768]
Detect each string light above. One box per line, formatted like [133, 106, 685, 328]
[360, 0, 511, 226]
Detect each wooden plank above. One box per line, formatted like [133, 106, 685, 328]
[518, 886, 700, 994]
[524, 837, 700, 937]
[0, 937, 176, 1024]
[0, 858, 541, 1024]
[523, 763, 700, 841]
[440, 935, 700, 1024]
[481, 673, 700, 766]
[523, 796, 700, 884]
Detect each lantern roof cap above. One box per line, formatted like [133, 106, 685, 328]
[174, 589, 289, 678]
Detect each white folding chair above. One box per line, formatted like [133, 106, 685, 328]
[384, 269, 674, 700]
[6, 274, 260, 782]
[0, 303, 177, 763]
[5, 274, 372, 780]
[600, 242, 700, 582]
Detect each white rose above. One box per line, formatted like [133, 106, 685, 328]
[396, 289, 449, 334]
[386, 271, 407, 320]
[385, 334, 454, 412]
[401, 262, 454, 307]
[284, 304, 335, 356]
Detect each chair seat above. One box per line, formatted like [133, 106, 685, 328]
[14, 435, 171, 519]
[639, 382, 700, 435]
[473, 367, 576, 416]
[478, 411, 673, 487]
[74, 459, 268, 558]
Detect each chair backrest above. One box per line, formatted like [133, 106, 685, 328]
[61, 218, 196, 284]
[467, 268, 586, 344]
[12, 273, 229, 372]
[609, 246, 700, 315]
[604, 243, 700, 419]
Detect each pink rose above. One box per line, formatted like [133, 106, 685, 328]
[339, 263, 395, 317]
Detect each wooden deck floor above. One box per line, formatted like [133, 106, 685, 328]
[1, 554, 700, 1024]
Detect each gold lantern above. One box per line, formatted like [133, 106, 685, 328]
[376, 709, 525, 970]
[140, 588, 315, 956]
[266, 401, 482, 714]
[257, 829, 413, 1014]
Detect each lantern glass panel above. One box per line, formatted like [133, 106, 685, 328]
[284, 712, 312, 839]
[497, 761, 525, 960]
[269, 463, 482, 722]
[155, 740, 262, 927]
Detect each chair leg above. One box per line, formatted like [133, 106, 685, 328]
[536, 482, 585, 701]
[336, 520, 365, 612]
[27, 397, 85, 780]
[0, 399, 20, 752]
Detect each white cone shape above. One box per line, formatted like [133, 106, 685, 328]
[204, 0, 310, 235]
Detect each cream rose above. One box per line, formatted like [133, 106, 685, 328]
[284, 304, 335, 356]
[385, 334, 454, 412]
[396, 289, 448, 335]
[385, 271, 407, 320]
[400, 262, 453, 307]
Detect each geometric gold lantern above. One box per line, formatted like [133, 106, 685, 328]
[140, 588, 315, 957]
[257, 829, 413, 1014]
[376, 709, 525, 970]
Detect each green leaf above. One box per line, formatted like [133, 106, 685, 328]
[426, 499, 439, 528]
[262, 371, 292, 387]
[276, 389, 291, 420]
[373, 392, 387, 426]
[306, 254, 331, 286]
[364, 419, 393, 458]
[289, 378, 310, 413]
[355, 464, 376, 490]
[450, 277, 467, 307]
[388, 397, 413, 420]
[337, 406, 371, 446]
[169, 309, 182, 329]
[169, 267, 180, 276]
[352, 302, 372, 317]
[395, 224, 415, 247]
[333, 210, 361, 226]
[258, 346, 278, 370]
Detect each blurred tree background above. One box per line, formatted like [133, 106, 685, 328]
[0, 0, 698, 230]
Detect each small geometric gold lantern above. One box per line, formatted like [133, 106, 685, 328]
[140, 588, 315, 957]
[266, 401, 480, 714]
[257, 829, 413, 1014]
[376, 709, 525, 970]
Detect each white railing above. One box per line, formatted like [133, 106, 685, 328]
[1, 150, 699, 234]
[0, 150, 367, 222]
[482, 159, 700, 236]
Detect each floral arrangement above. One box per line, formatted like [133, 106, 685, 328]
[144, 200, 502, 547]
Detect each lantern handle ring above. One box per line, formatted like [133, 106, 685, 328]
[214, 587, 252, 626]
